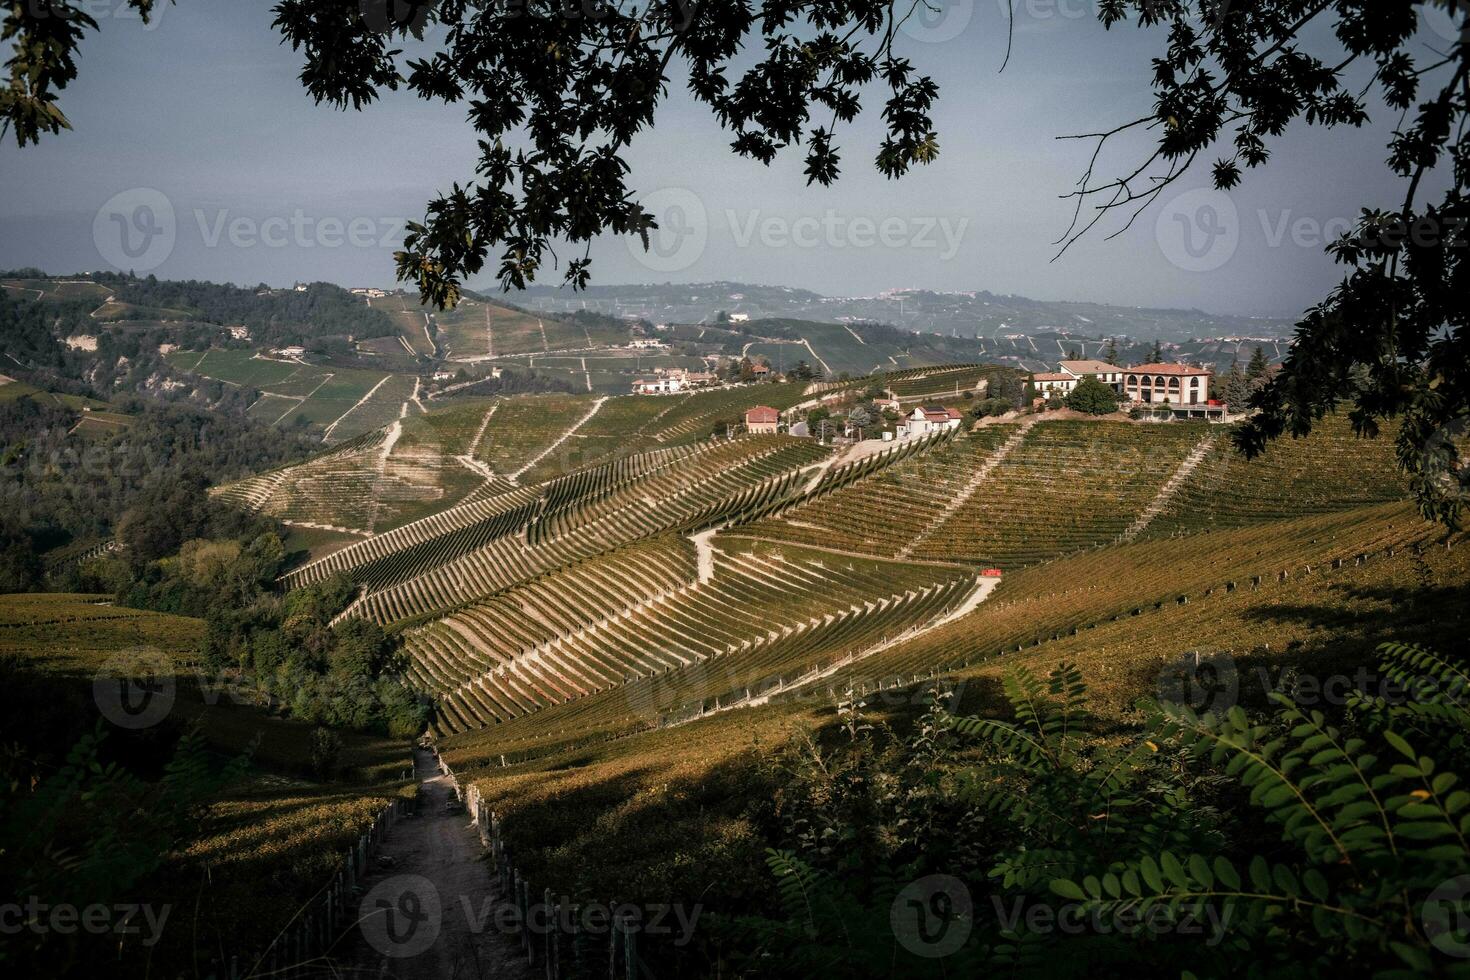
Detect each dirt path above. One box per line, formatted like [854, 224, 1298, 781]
[335, 747, 533, 980]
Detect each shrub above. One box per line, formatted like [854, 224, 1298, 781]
[1065, 376, 1120, 415]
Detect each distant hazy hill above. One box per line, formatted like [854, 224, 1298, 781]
[520, 281, 1294, 347]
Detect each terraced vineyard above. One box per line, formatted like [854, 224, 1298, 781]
[417, 535, 975, 736]
[345, 436, 833, 625]
[744, 425, 1017, 556]
[1142, 413, 1408, 536]
[868, 500, 1432, 678]
[882, 363, 988, 400]
[432, 498, 1447, 773]
[907, 419, 1209, 566]
[206, 384, 1443, 784]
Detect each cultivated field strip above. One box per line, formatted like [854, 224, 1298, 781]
[348, 439, 833, 625]
[868, 501, 1431, 677]
[283, 438, 789, 594]
[1140, 413, 1408, 536]
[882, 363, 988, 400]
[281, 483, 542, 590]
[215, 416, 489, 535]
[471, 394, 602, 474]
[527, 437, 828, 545]
[213, 428, 385, 511]
[908, 419, 1206, 567]
[418, 540, 974, 735]
[401, 537, 700, 690]
[744, 424, 1019, 556]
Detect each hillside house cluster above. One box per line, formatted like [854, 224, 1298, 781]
[1030, 358, 1225, 418]
[895, 405, 964, 438]
[631, 367, 720, 395]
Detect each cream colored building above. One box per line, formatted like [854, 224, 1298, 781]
[1123, 363, 1212, 406]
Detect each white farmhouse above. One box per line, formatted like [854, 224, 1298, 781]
[632, 375, 684, 395]
[1029, 372, 1078, 396]
[1059, 359, 1124, 391]
[899, 405, 963, 438]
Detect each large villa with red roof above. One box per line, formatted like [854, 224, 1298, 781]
[1029, 360, 1227, 419]
[1122, 362, 1213, 406]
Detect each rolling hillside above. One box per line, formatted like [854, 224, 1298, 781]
[205, 379, 1421, 760]
[24, 374, 1457, 979]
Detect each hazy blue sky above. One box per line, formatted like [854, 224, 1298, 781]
[0, 0, 1454, 315]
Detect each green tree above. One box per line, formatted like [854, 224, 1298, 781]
[1246, 345, 1270, 381]
[1104, 337, 1119, 366]
[1220, 359, 1252, 411]
[1149, 339, 1164, 364]
[330, 617, 396, 680]
[308, 726, 342, 780]
[1065, 376, 1120, 415]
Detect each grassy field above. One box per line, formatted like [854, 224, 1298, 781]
[0, 593, 413, 978]
[2, 277, 114, 304]
[0, 377, 113, 413]
[0, 594, 407, 778]
[472, 393, 603, 475]
[166, 348, 405, 439]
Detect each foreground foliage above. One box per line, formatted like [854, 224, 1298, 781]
[727, 640, 1470, 977]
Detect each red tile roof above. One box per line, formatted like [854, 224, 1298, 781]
[1059, 359, 1118, 374]
[1030, 372, 1074, 382]
[1126, 362, 1212, 375]
[745, 406, 780, 424]
[919, 406, 963, 421]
